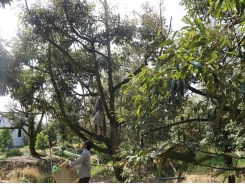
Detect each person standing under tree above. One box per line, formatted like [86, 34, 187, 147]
[93, 89, 104, 135]
[66, 140, 92, 183]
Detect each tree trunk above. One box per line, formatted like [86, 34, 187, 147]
[29, 118, 38, 156]
[228, 175, 235, 183]
[113, 164, 125, 182]
[110, 118, 126, 181]
[29, 136, 38, 155]
[224, 130, 234, 183]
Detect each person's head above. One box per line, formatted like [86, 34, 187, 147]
[82, 140, 92, 150]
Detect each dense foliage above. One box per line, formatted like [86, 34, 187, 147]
[119, 0, 245, 181]
[0, 129, 13, 151]
[2, 0, 168, 180]
[2, 0, 245, 182]
[35, 132, 48, 150]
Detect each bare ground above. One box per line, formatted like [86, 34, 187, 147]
[1, 154, 245, 183]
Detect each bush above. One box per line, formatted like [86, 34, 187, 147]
[36, 132, 48, 150]
[0, 129, 14, 151]
[5, 148, 23, 157]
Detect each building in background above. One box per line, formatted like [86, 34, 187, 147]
[0, 117, 24, 147]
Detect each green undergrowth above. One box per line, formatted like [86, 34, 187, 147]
[0, 148, 23, 160]
[187, 151, 245, 174]
[91, 164, 116, 181]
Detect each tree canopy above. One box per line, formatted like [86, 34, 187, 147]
[121, 0, 245, 180]
[2, 0, 245, 182]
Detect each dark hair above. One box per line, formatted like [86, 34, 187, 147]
[84, 140, 92, 150]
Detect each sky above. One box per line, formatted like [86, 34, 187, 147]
[0, 0, 187, 112]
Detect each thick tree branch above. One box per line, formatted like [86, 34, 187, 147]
[92, 45, 110, 120]
[63, 0, 92, 44]
[47, 38, 95, 74]
[12, 108, 42, 116]
[74, 38, 108, 59]
[143, 118, 209, 136]
[73, 123, 111, 144]
[0, 126, 29, 137]
[60, 77, 97, 97]
[34, 111, 44, 137]
[113, 64, 146, 92]
[187, 85, 208, 97]
[21, 128, 29, 137]
[49, 22, 107, 61]
[47, 45, 110, 155]
[0, 126, 18, 129]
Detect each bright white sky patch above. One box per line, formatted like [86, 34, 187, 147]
[0, 95, 17, 112]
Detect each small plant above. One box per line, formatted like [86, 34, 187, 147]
[98, 152, 111, 164]
[5, 148, 23, 158]
[36, 132, 48, 150]
[0, 128, 14, 151]
[21, 166, 42, 183]
[91, 165, 114, 179]
[0, 171, 6, 180]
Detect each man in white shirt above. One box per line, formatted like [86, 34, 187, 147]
[66, 140, 92, 183]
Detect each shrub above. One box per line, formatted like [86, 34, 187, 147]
[0, 129, 14, 151]
[5, 148, 23, 157]
[36, 132, 48, 150]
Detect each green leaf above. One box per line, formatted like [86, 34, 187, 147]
[211, 52, 218, 60]
[158, 157, 168, 177]
[237, 127, 245, 137]
[221, 152, 240, 159]
[213, 169, 227, 177]
[136, 106, 141, 116]
[158, 53, 176, 65]
[238, 83, 245, 99]
[240, 82, 245, 93]
[152, 143, 169, 157]
[184, 16, 194, 26]
[220, 36, 227, 46]
[154, 29, 162, 43]
[215, 95, 228, 124]
[180, 80, 185, 97]
[194, 18, 205, 34]
[172, 31, 178, 39]
[160, 39, 172, 47]
[197, 155, 215, 164]
[62, 40, 73, 49]
[213, 73, 219, 84]
[181, 65, 189, 79]
[176, 63, 182, 72]
[167, 80, 174, 93]
[192, 61, 202, 73]
[164, 151, 196, 163]
[215, 0, 224, 16]
[188, 41, 206, 49]
[210, 0, 218, 10]
[166, 146, 186, 153]
[178, 161, 187, 181]
[235, 110, 245, 121]
[151, 86, 156, 95]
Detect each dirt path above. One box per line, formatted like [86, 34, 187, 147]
[0, 180, 11, 183]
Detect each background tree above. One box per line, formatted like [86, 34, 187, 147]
[0, 128, 13, 151]
[35, 131, 48, 150]
[0, 0, 13, 8]
[8, 0, 169, 180]
[122, 0, 245, 182]
[0, 38, 12, 96]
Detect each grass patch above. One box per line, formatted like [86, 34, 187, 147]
[8, 166, 54, 183]
[91, 165, 114, 179]
[4, 148, 23, 158]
